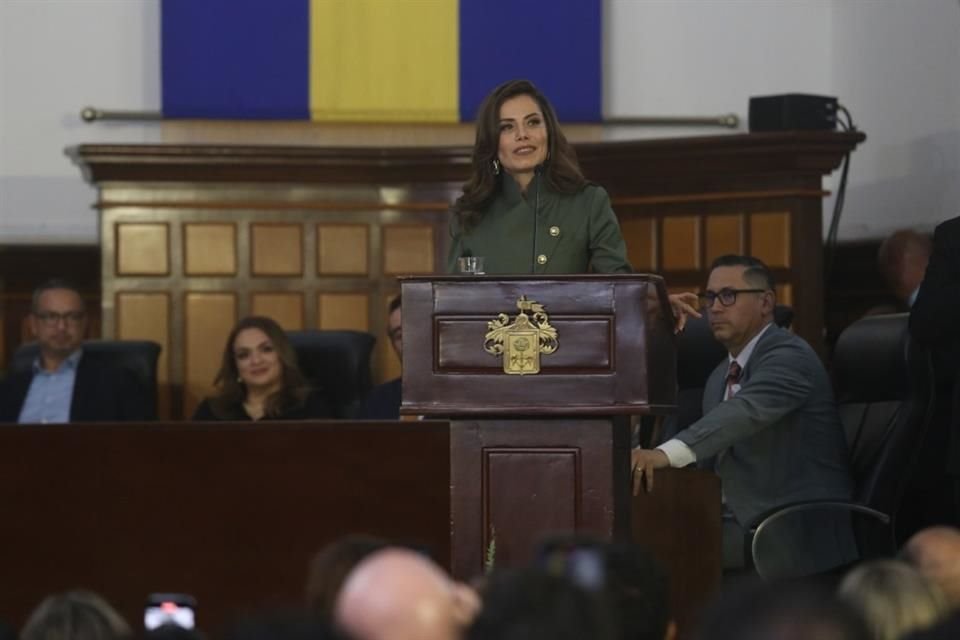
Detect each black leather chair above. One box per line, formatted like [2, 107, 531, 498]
[746, 313, 935, 579]
[287, 330, 376, 419]
[11, 340, 162, 420]
[675, 314, 729, 429]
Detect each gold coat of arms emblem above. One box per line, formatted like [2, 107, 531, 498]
[483, 295, 558, 375]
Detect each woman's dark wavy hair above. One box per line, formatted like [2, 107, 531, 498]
[453, 79, 587, 230]
[210, 316, 309, 419]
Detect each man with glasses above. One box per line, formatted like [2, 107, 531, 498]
[0, 279, 148, 423]
[357, 295, 403, 419]
[631, 255, 855, 576]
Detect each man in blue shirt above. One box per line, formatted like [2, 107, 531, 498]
[0, 279, 150, 423]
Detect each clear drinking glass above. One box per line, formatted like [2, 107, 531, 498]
[457, 256, 485, 275]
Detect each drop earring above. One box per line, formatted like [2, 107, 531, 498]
[492, 158, 501, 175]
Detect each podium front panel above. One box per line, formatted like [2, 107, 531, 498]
[401, 275, 677, 416]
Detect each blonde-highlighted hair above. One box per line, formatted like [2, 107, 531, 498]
[838, 559, 949, 640]
[21, 590, 131, 640]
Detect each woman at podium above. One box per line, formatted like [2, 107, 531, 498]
[447, 78, 629, 276]
[447, 79, 698, 324]
[193, 316, 333, 421]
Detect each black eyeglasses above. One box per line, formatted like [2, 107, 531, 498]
[698, 288, 768, 308]
[34, 311, 85, 326]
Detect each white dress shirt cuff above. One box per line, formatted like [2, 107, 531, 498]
[656, 439, 697, 468]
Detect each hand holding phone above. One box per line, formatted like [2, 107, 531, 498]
[144, 593, 197, 631]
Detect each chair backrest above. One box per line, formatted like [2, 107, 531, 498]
[287, 330, 376, 418]
[832, 313, 934, 523]
[11, 340, 162, 419]
[673, 314, 728, 431]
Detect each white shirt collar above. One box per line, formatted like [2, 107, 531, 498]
[729, 322, 774, 371]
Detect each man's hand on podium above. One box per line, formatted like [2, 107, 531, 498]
[668, 292, 701, 333]
[631, 448, 669, 494]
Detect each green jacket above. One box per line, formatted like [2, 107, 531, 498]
[446, 173, 633, 275]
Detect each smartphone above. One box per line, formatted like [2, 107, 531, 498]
[144, 593, 197, 631]
[536, 539, 606, 592]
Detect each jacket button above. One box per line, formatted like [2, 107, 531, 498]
[549, 226, 560, 237]
[537, 254, 548, 265]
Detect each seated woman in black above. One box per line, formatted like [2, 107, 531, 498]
[193, 316, 332, 421]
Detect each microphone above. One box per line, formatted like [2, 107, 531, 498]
[531, 166, 542, 273]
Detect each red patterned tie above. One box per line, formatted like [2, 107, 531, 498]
[725, 361, 743, 400]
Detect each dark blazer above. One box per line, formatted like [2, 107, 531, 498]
[447, 173, 632, 275]
[356, 378, 402, 420]
[675, 325, 857, 574]
[192, 389, 334, 421]
[0, 351, 152, 423]
[911, 215, 960, 474]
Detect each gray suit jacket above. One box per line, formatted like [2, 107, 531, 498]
[675, 325, 857, 574]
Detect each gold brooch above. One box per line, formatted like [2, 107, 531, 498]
[483, 295, 558, 375]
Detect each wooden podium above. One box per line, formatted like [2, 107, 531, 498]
[400, 274, 679, 576]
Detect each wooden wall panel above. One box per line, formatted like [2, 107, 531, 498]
[661, 216, 701, 271]
[116, 224, 169, 276]
[705, 214, 744, 264]
[620, 218, 657, 272]
[184, 223, 237, 276]
[318, 293, 369, 331]
[116, 292, 171, 419]
[318, 224, 369, 275]
[750, 212, 791, 268]
[776, 283, 794, 307]
[251, 224, 303, 276]
[184, 292, 237, 417]
[251, 292, 304, 330]
[70, 133, 863, 412]
[383, 225, 435, 275]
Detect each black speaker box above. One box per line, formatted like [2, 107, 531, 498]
[748, 94, 838, 132]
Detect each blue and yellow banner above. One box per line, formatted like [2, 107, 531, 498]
[161, 0, 601, 122]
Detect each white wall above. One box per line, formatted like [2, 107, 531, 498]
[604, 0, 960, 241]
[0, 0, 161, 244]
[605, 0, 833, 136]
[1, 0, 958, 244]
[828, 0, 960, 239]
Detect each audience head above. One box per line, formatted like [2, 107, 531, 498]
[905, 610, 960, 640]
[602, 543, 673, 640]
[143, 624, 205, 640]
[701, 255, 776, 356]
[838, 559, 949, 640]
[212, 316, 308, 416]
[30, 278, 88, 367]
[466, 567, 617, 640]
[0, 620, 16, 640]
[386, 296, 402, 361]
[877, 229, 932, 306]
[902, 526, 960, 608]
[455, 79, 585, 227]
[335, 547, 479, 640]
[535, 535, 672, 640]
[225, 610, 346, 640]
[693, 578, 869, 640]
[305, 535, 390, 617]
[20, 590, 131, 640]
